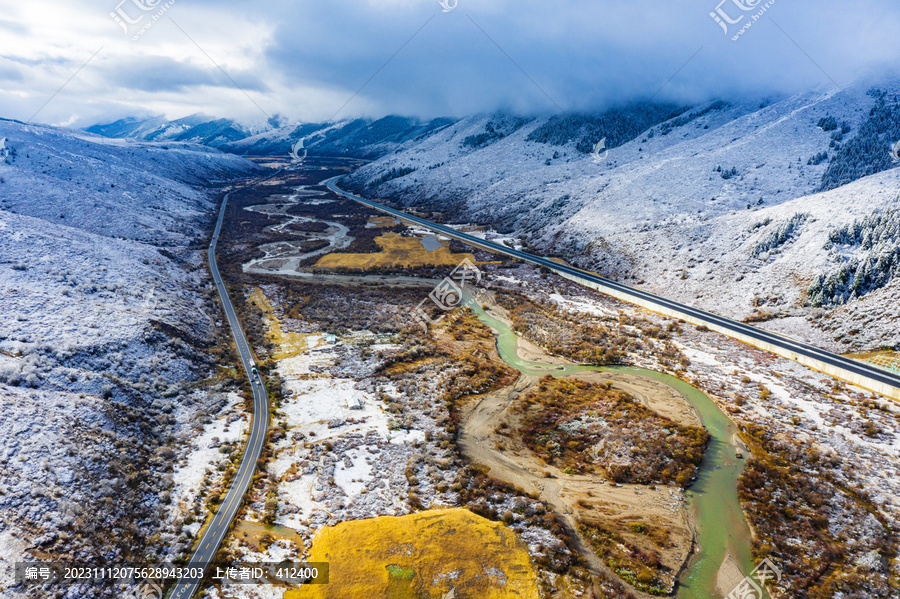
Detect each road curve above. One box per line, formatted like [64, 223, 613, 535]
[324, 175, 900, 398]
[168, 176, 275, 599]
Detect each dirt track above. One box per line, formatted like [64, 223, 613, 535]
[457, 360, 697, 598]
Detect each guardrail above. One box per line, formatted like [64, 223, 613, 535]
[325, 176, 900, 401]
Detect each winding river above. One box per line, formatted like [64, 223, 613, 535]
[463, 297, 761, 599]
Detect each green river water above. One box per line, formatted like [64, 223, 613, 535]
[463, 298, 760, 598]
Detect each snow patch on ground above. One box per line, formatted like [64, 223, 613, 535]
[348, 85, 900, 352]
[333, 446, 375, 498]
[0, 118, 260, 583]
[169, 392, 249, 522]
[549, 291, 618, 318]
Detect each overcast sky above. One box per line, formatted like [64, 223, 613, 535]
[1, 0, 899, 128]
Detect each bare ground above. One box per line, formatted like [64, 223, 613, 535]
[455, 335, 700, 597]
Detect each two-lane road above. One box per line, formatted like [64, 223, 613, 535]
[168, 178, 273, 599]
[325, 175, 900, 399]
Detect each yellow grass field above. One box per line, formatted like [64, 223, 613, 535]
[285, 508, 540, 599]
[313, 233, 475, 270]
[246, 287, 324, 360]
[368, 216, 400, 228]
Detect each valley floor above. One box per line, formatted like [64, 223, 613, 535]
[189, 161, 899, 599]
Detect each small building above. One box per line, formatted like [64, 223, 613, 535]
[347, 397, 363, 410]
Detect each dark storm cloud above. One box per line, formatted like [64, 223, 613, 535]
[5, 0, 900, 125]
[254, 0, 900, 117]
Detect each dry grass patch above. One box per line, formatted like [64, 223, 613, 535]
[368, 216, 400, 228]
[314, 232, 475, 270]
[517, 377, 709, 485]
[246, 287, 325, 360]
[579, 519, 674, 596]
[286, 508, 540, 599]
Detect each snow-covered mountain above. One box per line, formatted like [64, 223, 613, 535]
[88, 114, 458, 159]
[346, 82, 900, 352]
[82, 82, 900, 351]
[2, 119, 261, 242]
[0, 118, 262, 587]
[220, 115, 456, 158]
[85, 113, 251, 148]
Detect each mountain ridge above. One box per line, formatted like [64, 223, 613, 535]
[343, 82, 900, 352]
[82, 82, 900, 351]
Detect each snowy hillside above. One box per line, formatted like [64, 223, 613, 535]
[220, 115, 456, 158]
[88, 113, 458, 160]
[0, 119, 261, 593]
[84, 113, 251, 149]
[0, 119, 262, 242]
[347, 83, 900, 351]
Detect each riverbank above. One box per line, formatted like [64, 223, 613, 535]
[453, 303, 702, 595]
[456, 374, 695, 596]
[460, 291, 758, 598]
[208, 161, 900, 599]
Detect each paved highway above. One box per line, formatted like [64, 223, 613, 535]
[168, 178, 273, 599]
[325, 175, 900, 397]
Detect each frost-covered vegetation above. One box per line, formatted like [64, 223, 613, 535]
[525, 102, 689, 153]
[222, 280, 584, 593]
[367, 166, 416, 187]
[716, 164, 740, 180]
[204, 159, 900, 598]
[89, 113, 459, 160]
[0, 119, 259, 597]
[579, 519, 674, 596]
[461, 115, 531, 150]
[820, 88, 900, 190]
[751, 212, 809, 258]
[309, 116, 456, 157]
[199, 168, 597, 596]
[222, 115, 456, 158]
[739, 421, 896, 598]
[497, 292, 687, 370]
[807, 151, 829, 165]
[492, 268, 900, 599]
[345, 78, 900, 351]
[808, 207, 900, 306]
[657, 100, 730, 136]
